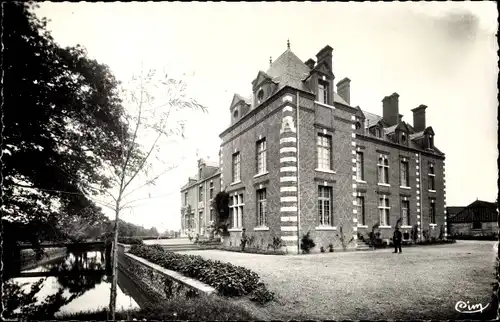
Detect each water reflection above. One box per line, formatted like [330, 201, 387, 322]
[10, 250, 139, 318]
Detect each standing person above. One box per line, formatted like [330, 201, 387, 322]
[393, 227, 403, 253]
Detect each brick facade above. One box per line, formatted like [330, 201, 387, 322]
[180, 43, 446, 253]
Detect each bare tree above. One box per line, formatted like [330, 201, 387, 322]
[99, 65, 206, 319]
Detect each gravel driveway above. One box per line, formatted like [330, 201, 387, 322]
[179, 241, 496, 320]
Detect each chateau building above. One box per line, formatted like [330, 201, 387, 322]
[180, 158, 221, 237]
[181, 42, 446, 253]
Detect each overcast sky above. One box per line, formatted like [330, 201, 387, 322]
[36, 2, 498, 232]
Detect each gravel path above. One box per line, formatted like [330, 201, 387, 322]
[179, 241, 496, 320]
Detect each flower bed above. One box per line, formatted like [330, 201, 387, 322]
[129, 244, 275, 304]
[216, 245, 286, 255]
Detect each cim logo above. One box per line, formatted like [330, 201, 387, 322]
[455, 301, 490, 314]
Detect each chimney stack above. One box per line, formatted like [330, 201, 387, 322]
[411, 104, 427, 132]
[336, 78, 351, 105]
[305, 58, 315, 70]
[315, 45, 333, 74]
[382, 93, 400, 126]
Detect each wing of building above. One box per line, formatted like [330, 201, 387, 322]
[447, 200, 498, 237]
[180, 42, 447, 253]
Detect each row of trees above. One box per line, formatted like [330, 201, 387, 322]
[2, 2, 205, 320]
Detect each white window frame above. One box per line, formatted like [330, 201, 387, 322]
[378, 196, 390, 226]
[377, 157, 389, 184]
[318, 80, 329, 104]
[256, 188, 267, 227]
[428, 163, 435, 191]
[401, 199, 410, 226]
[400, 160, 409, 187]
[429, 198, 436, 224]
[256, 138, 267, 174]
[356, 152, 364, 181]
[318, 185, 333, 226]
[209, 181, 214, 199]
[356, 196, 365, 226]
[230, 193, 244, 229]
[317, 133, 332, 170]
[232, 152, 241, 183]
[198, 185, 203, 201]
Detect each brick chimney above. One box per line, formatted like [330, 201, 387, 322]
[316, 45, 333, 73]
[336, 78, 351, 105]
[305, 58, 315, 69]
[382, 93, 400, 126]
[411, 104, 427, 132]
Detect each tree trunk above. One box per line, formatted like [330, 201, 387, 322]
[109, 205, 120, 320]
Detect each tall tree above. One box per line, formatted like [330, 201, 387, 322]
[103, 66, 206, 318]
[2, 2, 132, 316]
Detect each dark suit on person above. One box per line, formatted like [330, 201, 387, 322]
[393, 228, 402, 253]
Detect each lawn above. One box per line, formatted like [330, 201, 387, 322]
[179, 240, 496, 320]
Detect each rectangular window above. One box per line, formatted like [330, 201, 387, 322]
[318, 186, 333, 226]
[256, 138, 267, 174]
[257, 189, 267, 227]
[317, 133, 332, 170]
[318, 80, 329, 104]
[428, 163, 435, 190]
[429, 199, 436, 224]
[377, 157, 389, 184]
[210, 209, 215, 222]
[184, 192, 188, 205]
[356, 152, 364, 181]
[400, 161, 409, 187]
[209, 182, 214, 199]
[378, 197, 390, 226]
[230, 193, 244, 229]
[472, 221, 481, 230]
[232, 152, 241, 182]
[199, 185, 203, 201]
[401, 199, 410, 226]
[356, 196, 365, 226]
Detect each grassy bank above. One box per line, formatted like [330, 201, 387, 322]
[57, 295, 256, 320]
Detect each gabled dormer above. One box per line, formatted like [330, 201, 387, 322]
[370, 120, 386, 138]
[251, 70, 277, 107]
[306, 45, 335, 106]
[354, 106, 365, 133]
[394, 121, 410, 146]
[423, 127, 435, 150]
[229, 94, 251, 126]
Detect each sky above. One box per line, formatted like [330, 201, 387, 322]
[35, 2, 498, 232]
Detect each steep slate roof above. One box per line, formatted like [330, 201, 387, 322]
[266, 48, 311, 93]
[363, 110, 383, 128]
[448, 200, 498, 223]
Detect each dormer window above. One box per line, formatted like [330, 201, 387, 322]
[375, 128, 382, 138]
[257, 89, 264, 104]
[233, 110, 239, 119]
[355, 122, 361, 130]
[401, 133, 407, 144]
[318, 80, 329, 104]
[429, 135, 434, 148]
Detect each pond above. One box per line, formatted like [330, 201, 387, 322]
[7, 249, 141, 318]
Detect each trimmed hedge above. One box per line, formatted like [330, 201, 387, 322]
[451, 234, 497, 241]
[215, 245, 286, 255]
[129, 244, 275, 303]
[118, 237, 143, 245]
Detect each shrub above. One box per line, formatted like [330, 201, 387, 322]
[411, 224, 419, 243]
[300, 232, 315, 254]
[249, 282, 276, 305]
[268, 236, 285, 252]
[328, 243, 334, 252]
[118, 237, 143, 245]
[320, 246, 325, 253]
[129, 245, 274, 302]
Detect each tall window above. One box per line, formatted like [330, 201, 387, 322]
[198, 185, 203, 201]
[199, 168, 202, 180]
[184, 192, 188, 205]
[210, 209, 215, 222]
[356, 196, 365, 226]
[378, 157, 389, 184]
[378, 196, 390, 226]
[317, 133, 332, 170]
[400, 161, 409, 187]
[429, 199, 436, 224]
[356, 152, 364, 181]
[232, 152, 241, 182]
[230, 193, 244, 229]
[375, 128, 382, 138]
[256, 138, 267, 174]
[428, 163, 435, 190]
[209, 182, 214, 199]
[318, 80, 329, 104]
[257, 189, 267, 227]
[318, 186, 332, 226]
[401, 199, 410, 226]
